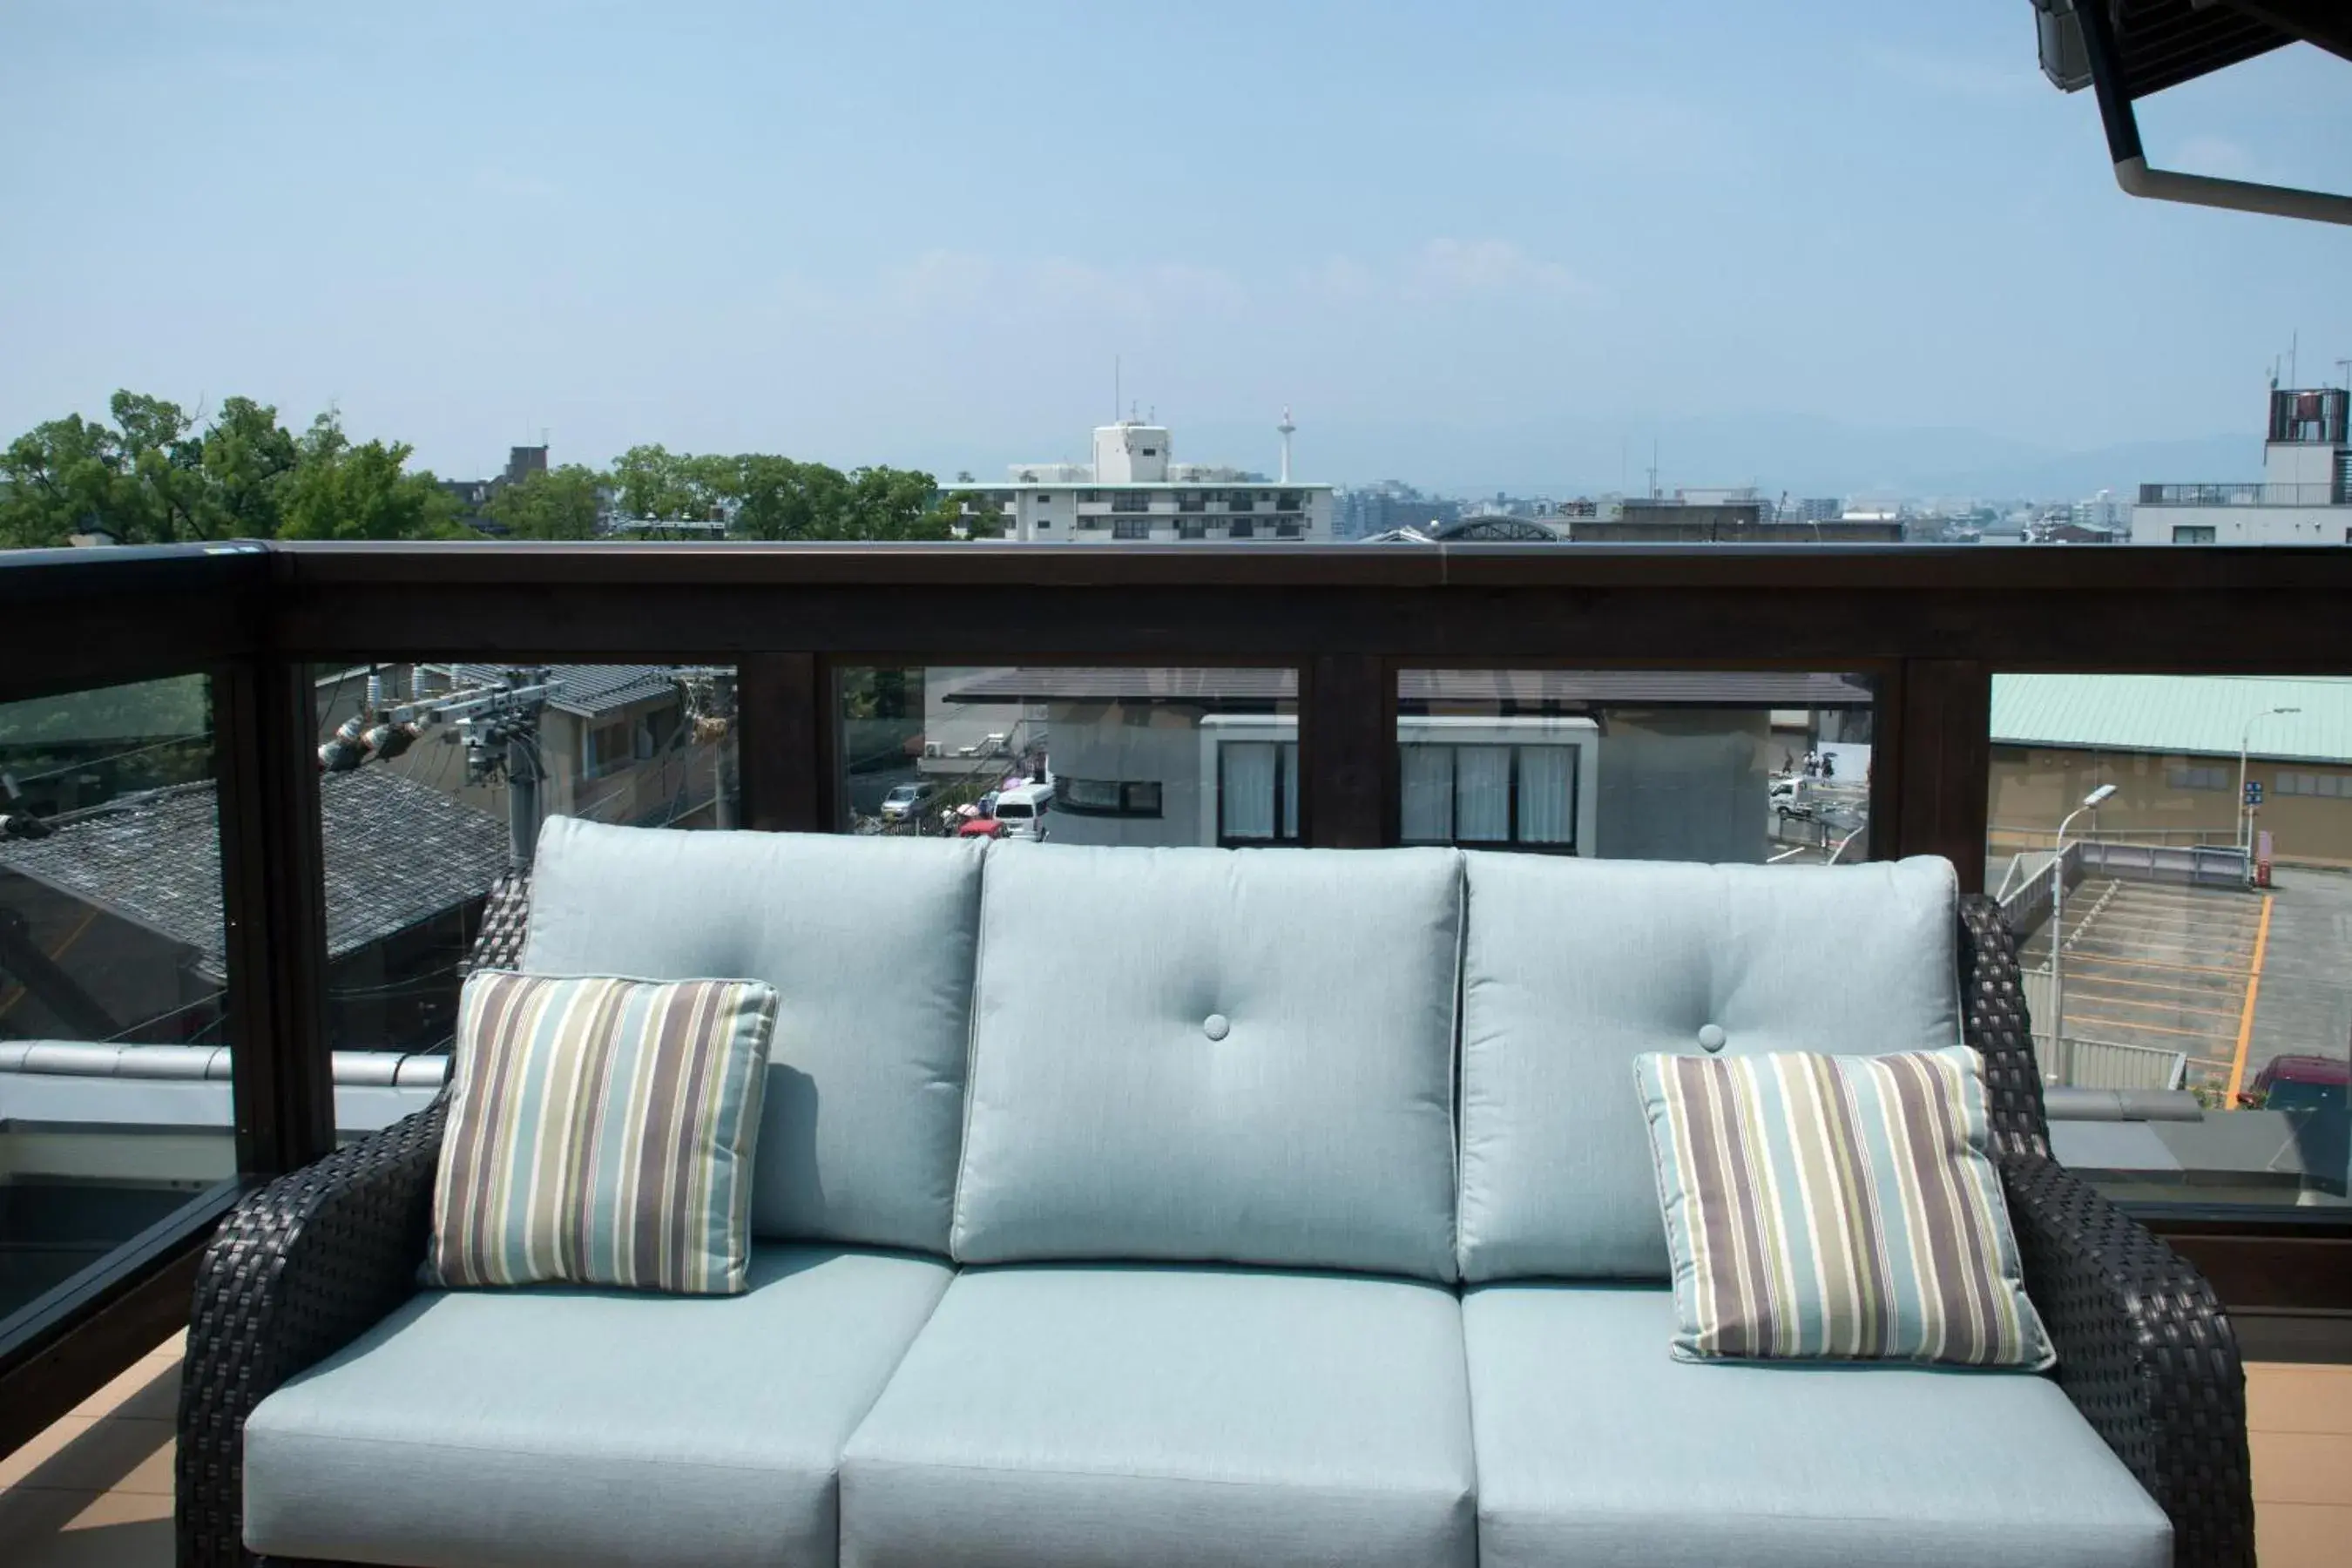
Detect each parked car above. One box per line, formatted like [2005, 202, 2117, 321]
[992, 781, 1054, 841]
[879, 781, 936, 821]
[1770, 778, 1815, 821]
[2242, 1053, 2349, 1112]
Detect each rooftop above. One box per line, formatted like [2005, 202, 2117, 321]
[943, 667, 1873, 708]
[438, 663, 683, 720]
[1991, 674, 2352, 764]
[0, 768, 508, 983]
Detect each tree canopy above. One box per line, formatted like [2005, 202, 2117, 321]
[3, 390, 991, 546]
[0, 392, 449, 548]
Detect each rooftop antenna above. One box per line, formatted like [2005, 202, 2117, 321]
[2336, 357, 2352, 394]
[1277, 406, 1296, 483]
[2290, 330, 2299, 388]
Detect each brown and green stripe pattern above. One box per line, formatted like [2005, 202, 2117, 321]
[427, 972, 777, 1295]
[1634, 1045, 2051, 1368]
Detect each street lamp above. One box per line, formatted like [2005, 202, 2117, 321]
[2050, 782, 2118, 1058]
[2238, 706, 2301, 859]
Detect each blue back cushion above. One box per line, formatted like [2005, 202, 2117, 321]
[1456, 853, 1963, 1282]
[523, 818, 983, 1254]
[953, 843, 1464, 1281]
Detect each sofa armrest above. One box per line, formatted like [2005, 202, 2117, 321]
[2001, 1154, 2254, 1568]
[175, 1096, 448, 1568]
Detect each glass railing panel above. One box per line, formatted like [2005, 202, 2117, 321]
[1989, 673, 2349, 1212]
[836, 666, 1294, 848]
[1396, 669, 1876, 862]
[0, 674, 233, 1331]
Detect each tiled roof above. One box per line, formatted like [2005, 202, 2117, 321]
[942, 667, 1873, 708]
[0, 767, 510, 982]
[1991, 675, 2352, 764]
[439, 663, 681, 719]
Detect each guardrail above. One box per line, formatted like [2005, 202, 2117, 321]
[2, 536, 2349, 1369]
[2138, 482, 2347, 506]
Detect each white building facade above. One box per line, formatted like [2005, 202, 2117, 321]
[960, 420, 1335, 543]
[2132, 387, 2352, 545]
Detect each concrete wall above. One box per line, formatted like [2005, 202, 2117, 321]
[1043, 701, 1217, 848]
[2131, 504, 2352, 544]
[1990, 745, 2352, 867]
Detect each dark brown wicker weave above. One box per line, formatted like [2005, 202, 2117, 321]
[175, 883, 2254, 1568]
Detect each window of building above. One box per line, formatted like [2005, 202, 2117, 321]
[1277, 490, 1303, 511]
[1058, 777, 1165, 819]
[1139, 447, 1158, 456]
[1035, 493, 1051, 504]
[2277, 770, 2347, 798]
[584, 719, 632, 778]
[2165, 763, 2231, 791]
[1227, 493, 1254, 513]
[1179, 491, 1206, 513]
[1275, 523, 1303, 539]
[1112, 517, 1151, 540]
[1400, 743, 1578, 850]
[1219, 741, 1299, 843]
[2173, 525, 2218, 544]
[1112, 492, 1148, 513]
[1178, 521, 1206, 540]
[1228, 519, 1255, 539]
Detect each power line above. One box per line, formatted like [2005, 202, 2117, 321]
[8, 732, 211, 787]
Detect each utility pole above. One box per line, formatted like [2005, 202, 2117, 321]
[322, 665, 559, 869]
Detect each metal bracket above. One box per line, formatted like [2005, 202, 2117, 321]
[2071, 0, 2352, 226]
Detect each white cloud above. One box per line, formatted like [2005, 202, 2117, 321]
[1297, 241, 1596, 308]
[1405, 238, 1592, 301]
[2174, 134, 2260, 181]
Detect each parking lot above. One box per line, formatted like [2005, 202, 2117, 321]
[2017, 867, 2352, 1095]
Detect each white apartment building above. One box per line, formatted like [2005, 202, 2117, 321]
[958, 418, 1335, 543]
[2132, 386, 2352, 545]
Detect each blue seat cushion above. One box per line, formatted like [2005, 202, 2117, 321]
[243, 1247, 951, 1568]
[1463, 1283, 2172, 1568]
[840, 1264, 1477, 1568]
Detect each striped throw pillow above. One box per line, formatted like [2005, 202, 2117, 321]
[1633, 1045, 2052, 1369]
[427, 972, 778, 1295]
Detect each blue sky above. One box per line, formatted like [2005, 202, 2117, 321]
[3, 2, 2348, 494]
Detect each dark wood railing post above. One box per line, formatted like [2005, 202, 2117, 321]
[213, 659, 335, 1174]
[1300, 653, 1396, 848]
[1884, 659, 1992, 892]
[736, 652, 838, 832]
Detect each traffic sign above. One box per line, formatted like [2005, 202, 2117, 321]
[2244, 781, 2264, 806]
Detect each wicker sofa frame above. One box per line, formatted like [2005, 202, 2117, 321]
[173, 882, 2255, 1568]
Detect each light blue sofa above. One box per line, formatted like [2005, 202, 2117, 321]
[220, 818, 2180, 1568]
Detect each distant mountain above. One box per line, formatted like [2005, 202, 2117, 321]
[1127, 413, 2263, 504]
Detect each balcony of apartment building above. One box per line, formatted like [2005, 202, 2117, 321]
[2139, 483, 2350, 508]
[1, 537, 2349, 1568]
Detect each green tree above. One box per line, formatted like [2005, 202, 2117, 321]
[610, 443, 729, 522]
[930, 488, 1005, 538]
[728, 455, 853, 540]
[485, 463, 605, 539]
[1, 413, 135, 547]
[848, 465, 952, 540]
[196, 397, 301, 537]
[275, 413, 462, 541]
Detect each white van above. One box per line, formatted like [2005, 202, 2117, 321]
[992, 781, 1054, 841]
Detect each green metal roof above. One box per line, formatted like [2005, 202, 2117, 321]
[1990, 675, 2352, 765]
